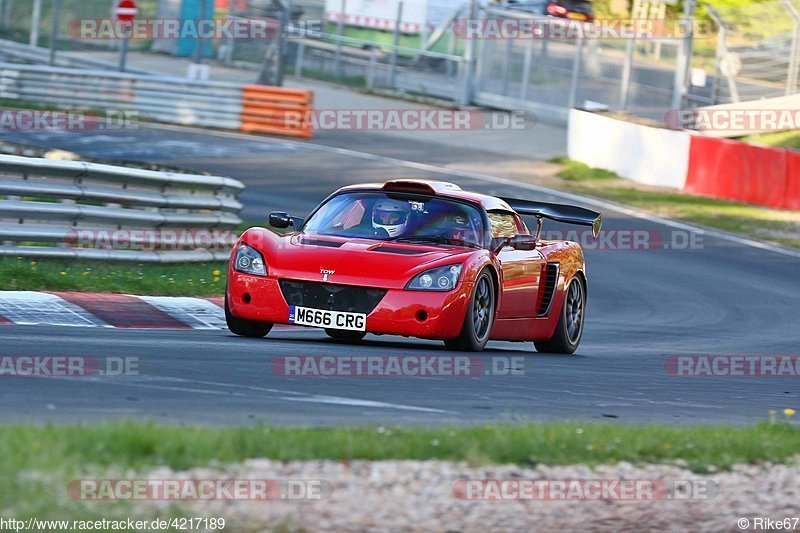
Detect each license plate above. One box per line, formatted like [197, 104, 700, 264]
[288, 306, 366, 331]
[567, 12, 587, 19]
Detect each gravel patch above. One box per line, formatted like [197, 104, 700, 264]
[129, 459, 800, 532]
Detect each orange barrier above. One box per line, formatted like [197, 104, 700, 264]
[240, 85, 314, 138]
[685, 135, 798, 210]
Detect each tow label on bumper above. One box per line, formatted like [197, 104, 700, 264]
[288, 306, 366, 331]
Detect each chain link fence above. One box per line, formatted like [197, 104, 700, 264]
[0, 0, 158, 51]
[707, 0, 800, 103]
[1, 0, 798, 123]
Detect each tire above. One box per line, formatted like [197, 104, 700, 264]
[444, 270, 495, 352]
[225, 294, 273, 338]
[325, 329, 366, 342]
[534, 276, 585, 354]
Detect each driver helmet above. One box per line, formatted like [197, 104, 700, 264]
[372, 199, 410, 237]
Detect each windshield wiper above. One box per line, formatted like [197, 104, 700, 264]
[389, 235, 482, 249]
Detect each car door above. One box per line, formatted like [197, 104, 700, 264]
[490, 211, 545, 319]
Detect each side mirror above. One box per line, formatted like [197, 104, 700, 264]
[492, 235, 537, 254]
[269, 211, 294, 229]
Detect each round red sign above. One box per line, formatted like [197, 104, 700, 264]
[114, 0, 138, 23]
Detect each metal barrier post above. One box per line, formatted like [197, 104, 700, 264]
[1, 0, 12, 30]
[367, 47, 377, 90]
[784, 0, 800, 95]
[446, 29, 456, 78]
[295, 41, 305, 78]
[568, 39, 584, 109]
[457, 0, 478, 106]
[500, 37, 512, 96]
[334, 0, 345, 77]
[48, 0, 61, 66]
[389, 1, 404, 89]
[619, 37, 635, 110]
[276, 0, 291, 86]
[519, 34, 534, 100]
[119, 24, 130, 72]
[671, 0, 696, 110]
[30, 0, 42, 46]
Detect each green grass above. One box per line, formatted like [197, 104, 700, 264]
[1, 421, 799, 522]
[551, 157, 800, 248]
[0, 257, 227, 296]
[3, 421, 797, 473]
[741, 130, 800, 151]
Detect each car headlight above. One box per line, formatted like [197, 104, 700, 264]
[406, 264, 463, 291]
[233, 243, 267, 276]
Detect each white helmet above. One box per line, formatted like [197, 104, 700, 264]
[372, 200, 410, 237]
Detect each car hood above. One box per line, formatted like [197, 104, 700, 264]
[260, 233, 476, 290]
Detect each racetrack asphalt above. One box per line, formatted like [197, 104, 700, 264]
[0, 125, 798, 426]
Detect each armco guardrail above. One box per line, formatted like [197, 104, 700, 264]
[0, 39, 156, 75]
[0, 154, 245, 262]
[0, 62, 314, 137]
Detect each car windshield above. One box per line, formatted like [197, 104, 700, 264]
[302, 191, 486, 248]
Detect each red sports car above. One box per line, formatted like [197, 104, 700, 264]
[225, 179, 602, 353]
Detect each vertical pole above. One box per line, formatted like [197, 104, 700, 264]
[194, 0, 206, 65]
[48, 0, 61, 66]
[30, 0, 42, 46]
[334, 0, 345, 77]
[671, 0, 695, 110]
[707, 6, 724, 105]
[619, 37, 635, 110]
[276, 0, 290, 86]
[388, 1, 403, 89]
[457, 0, 477, 106]
[567, 38, 584, 109]
[519, 33, 534, 100]
[1, 0, 13, 31]
[783, 0, 800, 95]
[445, 27, 455, 77]
[500, 36, 512, 96]
[367, 47, 377, 90]
[119, 26, 129, 71]
[295, 40, 305, 78]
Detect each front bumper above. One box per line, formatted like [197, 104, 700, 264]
[227, 272, 473, 340]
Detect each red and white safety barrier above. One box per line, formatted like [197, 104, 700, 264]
[568, 109, 800, 210]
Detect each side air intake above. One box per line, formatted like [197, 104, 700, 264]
[537, 263, 559, 317]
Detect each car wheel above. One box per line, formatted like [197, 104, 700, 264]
[325, 329, 367, 342]
[534, 276, 585, 354]
[444, 270, 495, 352]
[225, 294, 273, 338]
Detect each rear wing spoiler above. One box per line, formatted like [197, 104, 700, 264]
[500, 197, 603, 238]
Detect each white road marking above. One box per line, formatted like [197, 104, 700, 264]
[50, 374, 449, 413]
[279, 394, 450, 413]
[147, 122, 800, 259]
[136, 296, 227, 330]
[0, 291, 111, 327]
